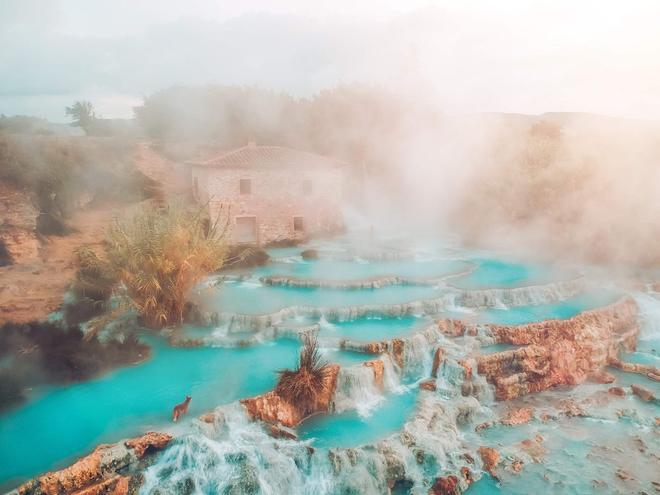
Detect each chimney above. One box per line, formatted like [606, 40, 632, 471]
[247, 140, 256, 148]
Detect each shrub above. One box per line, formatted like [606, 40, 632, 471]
[224, 246, 270, 269]
[275, 335, 332, 414]
[104, 203, 229, 328]
[0, 321, 148, 411]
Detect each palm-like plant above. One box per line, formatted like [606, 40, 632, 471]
[104, 202, 229, 329]
[65, 100, 96, 132]
[275, 334, 332, 415]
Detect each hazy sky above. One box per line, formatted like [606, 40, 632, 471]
[1, 0, 659, 121]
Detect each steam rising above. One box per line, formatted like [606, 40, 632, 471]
[2, 0, 660, 268]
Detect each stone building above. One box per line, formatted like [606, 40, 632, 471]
[189, 143, 345, 245]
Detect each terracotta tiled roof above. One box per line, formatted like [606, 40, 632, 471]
[189, 144, 346, 169]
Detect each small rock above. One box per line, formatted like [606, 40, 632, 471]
[558, 399, 587, 417]
[501, 407, 534, 426]
[429, 475, 460, 495]
[631, 384, 655, 402]
[616, 468, 632, 481]
[478, 446, 500, 476]
[509, 458, 524, 474]
[267, 424, 298, 440]
[457, 359, 472, 379]
[124, 432, 173, 459]
[431, 347, 444, 378]
[460, 466, 473, 485]
[608, 386, 626, 397]
[588, 370, 616, 384]
[419, 379, 437, 392]
[519, 436, 546, 463]
[300, 249, 319, 260]
[475, 421, 493, 433]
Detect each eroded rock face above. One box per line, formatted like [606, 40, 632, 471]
[588, 370, 616, 384]
[609, 358, 660, 381]
[240, 364, 340, 427]
[431, 347, 444, 378]
[631, 384, 655, 402]
[500, 407, 534, 426]
[472, 298, 639, 400]
[420, 379, 437, 391]
[364, 359, 384, 389]
[18, 432, 171, 495]
[478, 446, 500, 477]
[124, 432, 173, 459]
[429, 475, 460, 495]
[519, 435, 546, 463]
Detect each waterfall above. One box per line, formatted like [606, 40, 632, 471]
[141, 405, 316, 495]
[401, 331, 434, 379]
[141, 405, 395, 495]
[318, 315, 336, 332]
[332, 365, 384, 417]
[381, 354, 403, 392]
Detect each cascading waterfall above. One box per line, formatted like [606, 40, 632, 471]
[193, 278, 588, 332]
[381, 354, 403, 392]
[318, 315, 336, 332]
[332, 365, 385, 416]
[141, 405, 398, 495]
[141, 405, 325, 495]
[401, 331, 434, 379]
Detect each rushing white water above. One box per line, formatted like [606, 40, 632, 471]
[318, 315, 337, 332]
[332, 365, 385, 417]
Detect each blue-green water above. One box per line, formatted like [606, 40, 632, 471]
[0, 336, 300, 488]
[192, 281, 444, 315]
[478, 290, 618, 326]
[297, 388, 418, 448]
[319, 315, 429, 341]
[252, 258, 471, 281]
[450, 257, 575, 289]
[1, 235, 655, 493]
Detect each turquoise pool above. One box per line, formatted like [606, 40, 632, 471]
[451, 257, 576, 289]
[1, 234, 649, 494]
[191, 281, 444, 315]
[318, 315, 430, 342]
[477, 290, 619, 326]
[297, 387, 418, 448]
[0, 336, 300, 488]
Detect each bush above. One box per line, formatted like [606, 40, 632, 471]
[224, 246, 270, 269]
[0, 133, 156, 230]
[275, 335, 332, 415]
[104, 203, 229, 328]
[0, 321, 149, 411]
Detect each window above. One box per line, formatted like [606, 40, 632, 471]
[302, 179, 313, 195]
[240, 179, 251, 194]
[293, 216, 304, 232]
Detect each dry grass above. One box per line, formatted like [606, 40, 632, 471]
[275, 334, 332, 414]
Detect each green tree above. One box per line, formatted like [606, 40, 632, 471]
[65, 100, 96, 133]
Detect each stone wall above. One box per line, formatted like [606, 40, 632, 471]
[192, 165, 344, 245]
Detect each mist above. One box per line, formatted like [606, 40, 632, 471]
[2, 1, 660, 270]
